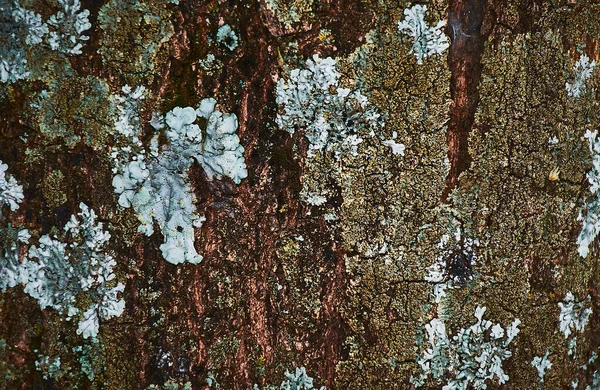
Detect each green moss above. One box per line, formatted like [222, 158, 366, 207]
[40, 169, 67, 209]
[37, 75, 113, 149]
[263, 0, 314, 32]
[98, 0, 175, 85]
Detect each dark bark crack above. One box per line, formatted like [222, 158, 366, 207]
[442, 0, 491, 201]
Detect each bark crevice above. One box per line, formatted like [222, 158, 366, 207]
[442, 0, 490, 201]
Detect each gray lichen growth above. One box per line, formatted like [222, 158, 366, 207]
[112, 98, 247, 265]
[397, 4, 449, 64]
[0, 203, 127, 340]
[216, 24, 239, 51]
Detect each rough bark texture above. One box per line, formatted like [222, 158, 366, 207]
[1, 0, 600, 389]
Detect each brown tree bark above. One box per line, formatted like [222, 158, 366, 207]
[0, 0, 599, 389]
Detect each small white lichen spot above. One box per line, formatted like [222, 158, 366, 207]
[216, 24, 239, 51]
[558, 292, 592, 339]
[301, 189, 327, 206]
[0, 161, 24, 215]
[566, 55, 597, 98]
[531, 350, 552, 382]
[397, 4, 449, 64]
[578, 129, 600, 257]
[382, 131, 406, 156]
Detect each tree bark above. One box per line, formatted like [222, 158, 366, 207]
[1, 0, 599, 389]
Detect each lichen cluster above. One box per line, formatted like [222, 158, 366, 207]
[0, 0, 600, 388]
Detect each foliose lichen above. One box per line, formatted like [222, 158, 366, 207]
[254, 366, 325, 390]
[397, 4, 449, 65]
[578, 129, 600, 258]
[46, 0, 92, 55]
[566, 54, 596, 98]
[531, 350, 552, 383]
[216, 24, 239, 51]
[558, 291, 592, 356]
[0, 161, 24, 216]
[275, 54, 384, 159]
[6, 203, 126, 340]
[112, 95, 247, 265]
[0, 0, 91, 84]
[411, 306, 521, 390]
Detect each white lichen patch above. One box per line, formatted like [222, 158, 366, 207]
[410, 306, 521, 389]
[113, 137, 205, 265]
[548, 136, 559, 146]
[254, 366, 325, 390]
[578, 129, 600, 258]
[566, 55, 596, 98]
[47, 0, 92, 55]
[0, 161, 25, 215]
[197, 98, 248, 184]
[382, 131, 406, 156]
[275, 54, 384, 159]
[111, 85, 146, 142]
[397, 4, 449, 64]
[216, 24, 239, 51]
[300, 189, 328, 206]
[531, 350, 552, 383]
[558, 292, 592, 356]
[15, 203, 125, 340]
[112, 95, 247, 265]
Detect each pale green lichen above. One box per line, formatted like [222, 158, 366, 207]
[16, 203, 125, 340]
[41, 169, 68, 209]
[112, 97, 247, 265]
[411, 306, 520, 389]
[329, 10, 452, 385]
[263, 0, 314, 32]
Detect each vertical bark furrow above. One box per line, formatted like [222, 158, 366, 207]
[443, 0, 490, 201]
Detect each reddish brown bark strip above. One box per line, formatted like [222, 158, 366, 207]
[443, 0, 490, 201]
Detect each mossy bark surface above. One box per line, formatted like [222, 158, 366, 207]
[1, 0, 600, 389]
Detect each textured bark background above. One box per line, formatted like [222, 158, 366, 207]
[1, 0, 600, 389]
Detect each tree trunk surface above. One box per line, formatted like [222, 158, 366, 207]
[1, 0, 599, 389]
